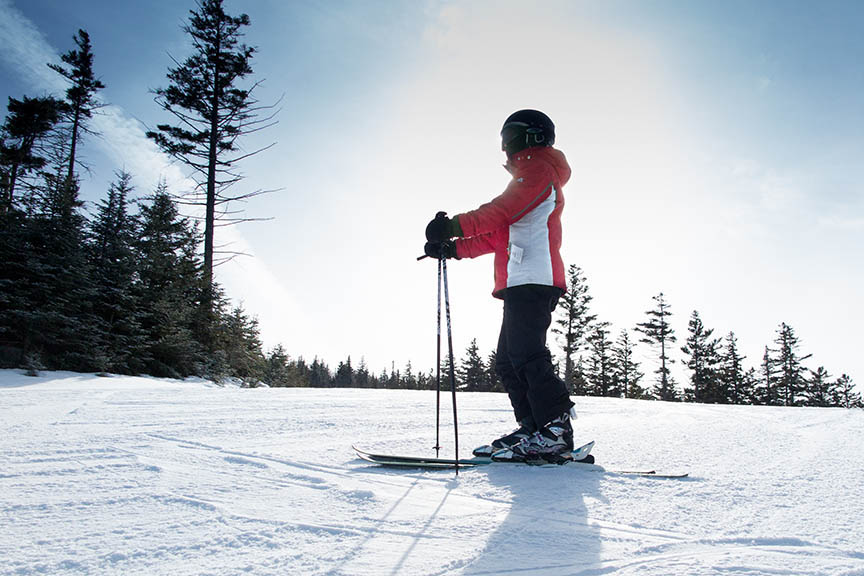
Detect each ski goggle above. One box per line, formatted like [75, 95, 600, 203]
[500, 122, 530, 151]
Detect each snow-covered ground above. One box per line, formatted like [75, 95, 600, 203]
[2, 370, 863, 575]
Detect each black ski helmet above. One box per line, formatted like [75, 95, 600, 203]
[500, 109, 555, 157]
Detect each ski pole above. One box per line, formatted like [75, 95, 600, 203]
[441, 256, 460, 475]
[434, 256, 442, 457]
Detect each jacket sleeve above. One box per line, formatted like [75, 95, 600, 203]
[456, 160, 555, 238]
[455, 229, 501, 259]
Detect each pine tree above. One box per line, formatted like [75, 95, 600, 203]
[11, 155, 102, 371]
[586, 322, 615, 397]
[88, 171, 146, 373]
[834, 374, 862, 409]
[553, 265, 596, 393]
[755, 346, 779, 405]
[135, 183, 204, 377]
[0, 96, 65, 210]
[147, 0, 277, 308]
[335, 356, 354, 388]
[773, 323, 811, 406]
[402, 360, 418, 389]
[720, 332, 747, 404]
[216, 304, 265, 383]
[804, 366, 836, 408]
[612, 329, 646, 399]
[355, 357, 371, 389]
[741, 368, 759, 405]
[635, 292, 678, 401]
[485, 350, 504, 392]
[681, 310, 723, 403]
[47, 29, 104, 183]
[263, 344, 292, 387]
[308, 357, 332, 387]
[457, 339, 484, 391]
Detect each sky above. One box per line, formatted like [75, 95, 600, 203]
[1, 0, 862, 390]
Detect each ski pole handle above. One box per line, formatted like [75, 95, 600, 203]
[417, 254, 429, 261]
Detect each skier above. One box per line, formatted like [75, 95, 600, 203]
[423, 109, 575, 462]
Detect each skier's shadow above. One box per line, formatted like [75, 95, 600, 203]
[462, 464, 603, 575]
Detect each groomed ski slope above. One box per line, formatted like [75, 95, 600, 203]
[2, 371, 863, 576]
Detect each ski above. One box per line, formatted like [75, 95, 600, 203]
[354, 440, 595, 469]
[353, 442, 688, 478]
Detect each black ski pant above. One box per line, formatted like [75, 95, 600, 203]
[495, 284, 574, 429]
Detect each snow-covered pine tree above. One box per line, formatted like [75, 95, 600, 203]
[636, 292, 678, 401]
[681, 310, 723, 403]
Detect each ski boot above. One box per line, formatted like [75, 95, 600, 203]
[472, 419, 536, 457]
[491, 411, 574, 464]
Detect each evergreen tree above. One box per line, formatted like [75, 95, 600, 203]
[335, 356, 354, 388]
[458, 339, 485, 392]
[834, 374, 862, 409]
[486, 350, 504, 393]
[263, 344, 292, 386]
[216, 304, 265, 382]
[147, 0, 277, 307]
[308, 357, 331, 387]
[0, 96, 65, 210]
[355, 357, 371, 389]
[773, 323, 811, 406]
[755, 346, 779, 405]
[135, 184, 204, 377]
[804, 366, 836, 408]
[741, 368, 759, 405]
[612, 329, 646, 399]
[553, 264, 596, 393]
[9, 160, 101, 371]
[636, 292, 678, 401]
[402, 360, 417, 389]
[47, 29, 104, 183]
[586, 322, 615, 397]
[88, 171, 147, 373]
[681, 310, 723, 403]
[720, 332, 748, 404]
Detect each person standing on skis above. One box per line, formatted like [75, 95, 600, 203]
[423, 109, 575, 462]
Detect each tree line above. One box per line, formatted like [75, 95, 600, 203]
[260, 265, 860, 410]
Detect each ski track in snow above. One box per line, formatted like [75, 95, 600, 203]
[1, 370, 864, 575]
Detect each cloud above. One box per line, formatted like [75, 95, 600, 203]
[0, 0, 63, 91]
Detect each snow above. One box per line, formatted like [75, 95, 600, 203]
[2, 370, 863, 575]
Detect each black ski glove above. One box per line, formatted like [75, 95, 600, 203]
[424, 240, 459, 260]
[425, 211, 463, 242]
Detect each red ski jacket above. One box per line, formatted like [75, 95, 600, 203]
[454, 146, 570, 298]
